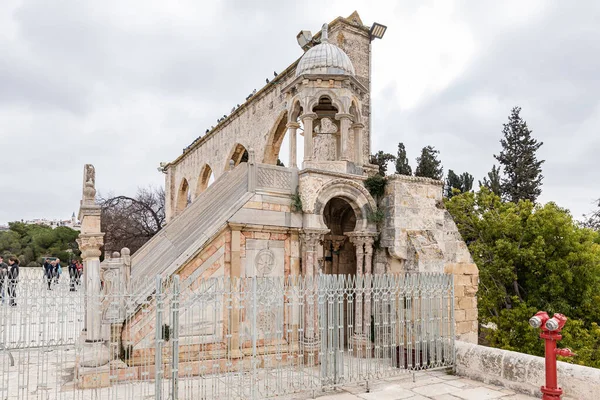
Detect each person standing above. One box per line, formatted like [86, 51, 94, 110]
[54, 258, 62, 284]
[76, 260, 83, 285]
[44, 258, 54, 290]
[0, 256, 8, 303]
[7, 256, 19, 307]
[68, 259, 77, 291]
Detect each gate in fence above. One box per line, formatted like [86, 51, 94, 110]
[0, 272, 454, 400]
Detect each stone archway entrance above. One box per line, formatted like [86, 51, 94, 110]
[321, 197, 356, 275]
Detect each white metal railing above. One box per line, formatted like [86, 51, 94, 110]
[0, 271, 454, 399]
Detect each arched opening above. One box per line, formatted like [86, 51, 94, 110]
[176, 178, 191, 214]
[312, 96, 340, 161]
[196, 164, 214, 196]
[322, 197, 357, 275]
[264, 110, 301, 167]
[226, 143, 249, 171]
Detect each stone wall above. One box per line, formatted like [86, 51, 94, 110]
[164, 13, 373, 221]
[382, 174, 479, 343]
[456, 341, 599, 399]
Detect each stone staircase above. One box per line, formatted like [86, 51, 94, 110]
[130, 163, 252, 290]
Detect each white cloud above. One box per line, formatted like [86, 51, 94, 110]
[0, 0, 599, 225]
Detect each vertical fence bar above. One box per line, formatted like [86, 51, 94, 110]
[155, 276, 164, 400]
[251, 275, 258, 400]
[170, 275, 180, 400]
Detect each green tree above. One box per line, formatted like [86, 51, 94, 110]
[369, 151, 396, 176]
[0, 223, 80, 267]
[446, 189, 600, 368]
[415, 146, 443, 180]
[395, 142, 412, 175]
[479, 165, 502, 197]
[446, 170, 474, 198]
[495, 107, 544, 203]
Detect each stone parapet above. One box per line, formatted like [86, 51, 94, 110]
[455, 341, 599, 399]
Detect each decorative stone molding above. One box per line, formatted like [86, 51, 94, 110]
[77, 233, 105, 259]
[387, 173, 445, 186]
[300, 229, 329, 251]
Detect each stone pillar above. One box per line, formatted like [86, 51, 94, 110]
[287, 122, 300, 168]
[348, 235, 365, 336]
[444, 263, 479, 344]
[336, 113, 353, 161]
[76, 164, 110, 368]
[300, 229, 328, 364]
[331, 237, 345, 275]
[301, 113, 317, 163]
[363, 236, 375, 341]
[352, 122, 365, 165]
[322, 238, 332, 274]
[229, 224, 243, 358]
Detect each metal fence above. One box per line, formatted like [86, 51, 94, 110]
[0, 271, 454, 399]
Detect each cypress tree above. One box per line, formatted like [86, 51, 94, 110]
[446, 170, 474, 198]
[446, 170, 462, 198]
[494, 107, 544, 203]
[415, 146, 443, 180]
[395, 142, 412, 175]
[479, 165, 502, 197]
[369, 150, 396, 176]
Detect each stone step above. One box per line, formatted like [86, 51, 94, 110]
[130, 164, 250, 295]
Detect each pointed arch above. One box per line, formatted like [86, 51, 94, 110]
[196, 164, 214, 196]
[225, 143, 249, 171]
[176, 178, 191, 214]
[263, 110, 288, 165]
[307, 90, 346, 114]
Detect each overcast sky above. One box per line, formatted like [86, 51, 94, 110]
[1, 0, 599, 225]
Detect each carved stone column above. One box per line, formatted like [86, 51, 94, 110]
[348, 235, 365, 336]
[301, 113, 317, 163]
[76, 164, 110, 368]
[336, 113, 353, 161]
[331, 237, 346, 275]
[300, 229, 328, 364]
[363, 236, 375, 341]
[287, 121, 300, 168]
[322, 238, 332, 274]
[352, 122, 365, 165]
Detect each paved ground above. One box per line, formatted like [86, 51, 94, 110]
[294, 370, 537, 400]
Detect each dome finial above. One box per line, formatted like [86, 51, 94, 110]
[321, 23, 329, 43]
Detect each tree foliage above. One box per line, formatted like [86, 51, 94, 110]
[495, 107, 544, 203]
[415, 146, 443, 180]
[582, 198, 600, 231]
[395, 142, 412, 175]
[479, 165, 502, 197]
[445, 170, 474, 198]
[369, 151, 396, 176]
[99, 186, 166, 254]
[0, 222, 80, 267]
[446, 189, 600, 367]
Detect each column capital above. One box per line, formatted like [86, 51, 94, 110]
[301, 228, 329, 250]
[286, 121, 301, 129]
[351, 122, 365, 129]
[77, 233, 105, 259]
[335, 113, 354, 121]
[300, 113, 318, 122]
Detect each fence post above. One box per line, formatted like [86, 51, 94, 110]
[171, 275, 180, 400]
[251, 275, 258, 400]
[155, 276, 164, 400]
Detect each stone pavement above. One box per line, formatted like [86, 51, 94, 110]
[290, 370, 538, 400]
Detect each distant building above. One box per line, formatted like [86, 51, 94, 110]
[21, 212, 81, 231]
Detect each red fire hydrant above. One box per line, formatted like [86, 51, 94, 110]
[529, 311, 576, 400]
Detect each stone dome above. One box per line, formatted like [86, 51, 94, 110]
[295, 24, 355, 77]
